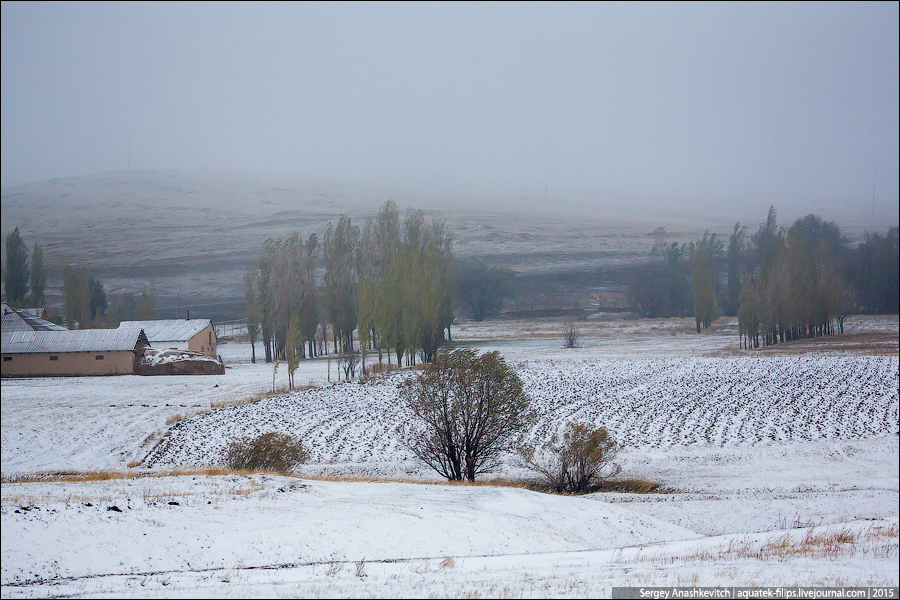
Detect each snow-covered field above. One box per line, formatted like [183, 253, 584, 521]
[2, 315, 898, 597]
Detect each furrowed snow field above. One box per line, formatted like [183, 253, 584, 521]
[143, 356, 898, 474]
[1, 315, 898, 597]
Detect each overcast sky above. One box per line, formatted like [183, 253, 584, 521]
[2, 1, 898, 212]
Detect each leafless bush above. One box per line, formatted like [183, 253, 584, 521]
[562, 321, 580, 348]
[224, 432, 309, 473]
[520, 423, 620, 493]
[341, 350, 360, 380]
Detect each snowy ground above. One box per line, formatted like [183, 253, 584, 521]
[1, 315, 897, 597]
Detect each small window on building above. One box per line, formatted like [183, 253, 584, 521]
[95, 355, 104, 360]
[209, 331, 212, 345]
[50, 356, 59, 361]
[3, 356, 11, 362]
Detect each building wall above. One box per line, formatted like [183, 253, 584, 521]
[1, 351, 137, 377]
[187, 323, 218, 358]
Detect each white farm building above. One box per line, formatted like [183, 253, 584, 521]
[117, 319, 218, 358]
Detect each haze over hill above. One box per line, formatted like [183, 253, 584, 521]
[1, 168, 896, 321]
[2, 3, 898, 318]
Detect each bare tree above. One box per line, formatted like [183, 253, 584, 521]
[562, 320, 580, 348]
[340, 348, 360, 380]
[400, 348, 532, 481]
[520, 423, 621, 493]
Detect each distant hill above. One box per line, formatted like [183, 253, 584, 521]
[2, 169, 893, 321]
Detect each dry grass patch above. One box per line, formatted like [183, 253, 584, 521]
[365, 362, 400, 377]
[0, 467, 281, 485]
[209, 383, 321, 410]
[597, 478, 668, 494]
[614, 522, 898, 566]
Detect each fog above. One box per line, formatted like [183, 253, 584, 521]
[2, 2, 898, 215]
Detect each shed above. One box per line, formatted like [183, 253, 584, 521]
[117, 319, 218, 358]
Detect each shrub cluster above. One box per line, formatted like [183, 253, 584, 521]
[520, 422, 620, 494]
[224, 432, 309, 473]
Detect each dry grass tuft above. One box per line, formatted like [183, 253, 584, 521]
[165, 414, 184, 425]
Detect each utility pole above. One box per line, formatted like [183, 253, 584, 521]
[544, 159, 548, 202]
[872, 167, 876, 214]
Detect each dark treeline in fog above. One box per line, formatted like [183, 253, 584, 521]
[3, 227, 157, 328]
[629, 206, 899, 348]
[5, 202, 898, 358]
[244, 201, 454, 382]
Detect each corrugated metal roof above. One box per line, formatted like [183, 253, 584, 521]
[118, 319, 212, 343]
[1, 328, 149, 354]
[1, 303, 67, 332]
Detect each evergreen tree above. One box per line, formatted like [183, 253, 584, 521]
[3, 227, 29, 307]
[89, 276, 107, 321]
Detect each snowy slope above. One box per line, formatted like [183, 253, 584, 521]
[143, 356, 899, 476]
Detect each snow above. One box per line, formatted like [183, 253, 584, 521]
[141, 348, 222, 366]
[1, 314, 897, 597]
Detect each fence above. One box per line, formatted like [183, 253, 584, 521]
[215, 319, 248, 339]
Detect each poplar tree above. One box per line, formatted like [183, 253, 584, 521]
[28, 243, 46, 308]
[3, 227, 29, 307]
[324, 216, 360, 353]
[244, 262, 261, 363]
[689, 232, 723, 332]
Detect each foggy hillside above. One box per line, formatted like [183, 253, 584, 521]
[2, 169, 896, 320]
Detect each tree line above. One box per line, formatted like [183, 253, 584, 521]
[628, 206, 899, 347]
[244, 201, 455, 380]
[3, 227, 156, 327]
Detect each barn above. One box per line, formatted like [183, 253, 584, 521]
[1, 325, 150, 377]
[117, 319, 218, 358]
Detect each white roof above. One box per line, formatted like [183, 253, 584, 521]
[1, 328, 149, 354]
[1, 303, 67, 332]
[118, 319, 212, 344]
